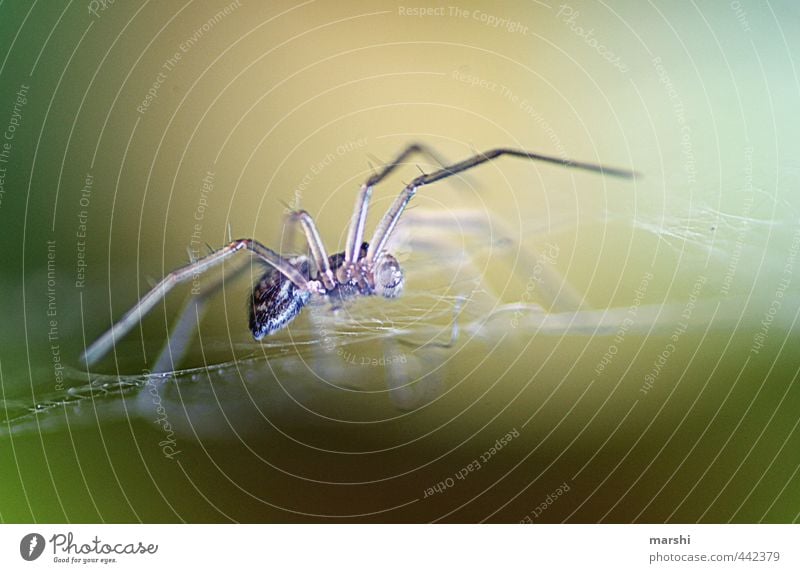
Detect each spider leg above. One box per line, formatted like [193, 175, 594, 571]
[343, 143, 457, 267]
[152, 257, 251, 373]
[393, 209, 589, 312]
[285, 210, 335, 290]
[81, 238, 309, 366]
[366, 148, 637, 263]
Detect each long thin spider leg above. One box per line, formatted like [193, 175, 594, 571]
[152, 257, 251, 374]
[344, 143, 455, 266]
[395, 209, 589, 312]
[366, 148, 637, 262]
[279, 200, 300, 254]
[286, 209, 335, 290]
[82, 239, 308, 366]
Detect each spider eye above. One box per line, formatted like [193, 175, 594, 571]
[374, 255, 404, 298]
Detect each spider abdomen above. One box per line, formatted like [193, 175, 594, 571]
[249, 265, 311, 340]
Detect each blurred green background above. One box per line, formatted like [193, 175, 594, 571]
[0, 0, 798, 523]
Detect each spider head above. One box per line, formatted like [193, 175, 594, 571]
[373, 253, 404, 298]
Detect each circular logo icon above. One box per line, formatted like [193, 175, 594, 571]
[20, 533, 45, 561]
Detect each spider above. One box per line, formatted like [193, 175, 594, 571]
[81, 144, 635, 366]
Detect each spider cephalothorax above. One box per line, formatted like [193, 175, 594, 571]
[82, 144, 634, 366]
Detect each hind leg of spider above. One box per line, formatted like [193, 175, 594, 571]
[151, 257, 252, 373]
[81, 238, 312, 367]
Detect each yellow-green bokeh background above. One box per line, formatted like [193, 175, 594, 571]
[0, 0, 798, 522]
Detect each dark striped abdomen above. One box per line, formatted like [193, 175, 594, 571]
[249, 265, 311, 340]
